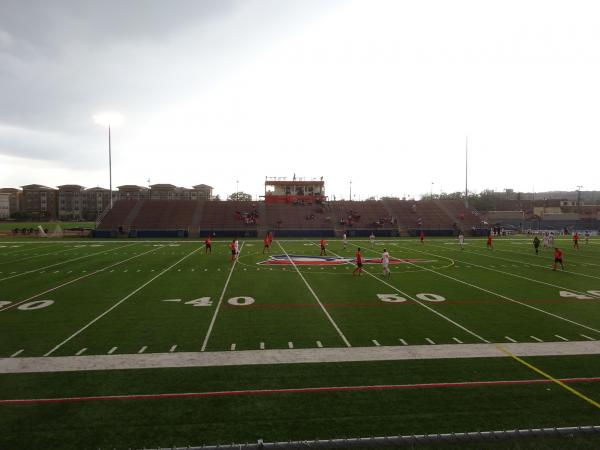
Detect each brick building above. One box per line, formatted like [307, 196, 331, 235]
[21, 184, 58, 220]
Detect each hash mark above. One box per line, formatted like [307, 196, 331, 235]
[399, 338, 407, 346]
[316, 340, 323, 348]
[260, 342, 265, 350]
[11, 349, 24, 358]
[76, 348, 87, 356]
[555, 334, 569, 341]
[425, 338, 435, 345]
[580, 334, 596, 341]
[230, 343, 236, 351]
[138, 346, 147, 354]
[505, 336, 517, 343]
[169, 345, 177, 352]
[372, 340, 380, 346]
[288, 342, 294, 349]
[452, 337, 463, 344]
[530, 336, 544, 342]
[108, 346, 117, 354]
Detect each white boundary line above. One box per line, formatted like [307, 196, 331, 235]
[200, 243, 245, 352]
[0, 245, 161, 312]
[278, 241, 352, 347]
[44, 247, 201, 356]
[0, 243, 66, 263]
[327, 245, 490, 344]
[423, 242, 600, 300]
[0, 242, 137, 283]
[391, 243, 600, 335]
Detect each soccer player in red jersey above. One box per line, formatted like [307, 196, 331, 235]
[573, 232, 580, 249]
[263, 234, 270, 254]
[229, 239, 237, 261]
[486, 233, 493, 250]
[353, 247, 363, 276]
[320, 238, 327, 256]
[419, 230, 425, 244]
[553, 247, 564, 270]
[204, 236, 212, 254]
[268, 231, 273, 245]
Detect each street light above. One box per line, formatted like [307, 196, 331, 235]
[93, 112, 124, 209]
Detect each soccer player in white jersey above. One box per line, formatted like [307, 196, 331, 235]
[543, 232, 549, 249]
[458, 231, 465, 250]
[382, 248, 390, 277]
[549, 232, 555, 247]
[369, 232, 375, 248]
[234, 239, 239, 257]
[342, 233, 348, 250]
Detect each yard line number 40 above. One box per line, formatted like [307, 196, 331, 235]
[0, 300, 54, 310]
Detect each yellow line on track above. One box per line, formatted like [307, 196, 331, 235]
[496, 345, 600, 410]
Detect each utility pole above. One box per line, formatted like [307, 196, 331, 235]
[465, 136, 469, 208]
[576, 185, 583, 205]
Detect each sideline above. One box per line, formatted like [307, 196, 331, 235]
[1, 341, 599, 374]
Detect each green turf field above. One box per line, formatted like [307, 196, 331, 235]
[1, 236, 599, 449]
[0, 221, 95, 231]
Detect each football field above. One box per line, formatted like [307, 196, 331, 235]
[1, 236, 600, 449]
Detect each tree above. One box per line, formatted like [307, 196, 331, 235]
[228, 191, 252, 201]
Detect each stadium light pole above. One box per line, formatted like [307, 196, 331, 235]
[349, 180, 352, 201]
[93, 112, 124, 210]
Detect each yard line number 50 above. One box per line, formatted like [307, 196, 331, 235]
[377, 293, 446, 303]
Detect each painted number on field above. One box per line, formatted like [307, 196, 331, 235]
[377, 294, 407, 303]
[378, 293, 446, 303]
[185, 297, 213, 307]
[0, 300, 54, 310]
[227, 296, 255, 306]
[559, 290, 599, 300]
[415, 293, 446, 302]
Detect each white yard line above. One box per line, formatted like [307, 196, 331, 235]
[0, 244, 74, 266]
[3, 341, 600, 374]
[43, 247, 201, 356]
[425, 243, 600, 300]
[332, 245, 490, 344]
[428, 242, 600, 285]
[277, 241, 351, 347]
[0, 245, 160, 312]
[392, 244, 600, 336]
[0, 242, 137, 283]
[200, 243, 244, 352]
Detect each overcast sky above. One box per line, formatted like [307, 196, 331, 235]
[1, 0, 599, 200]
